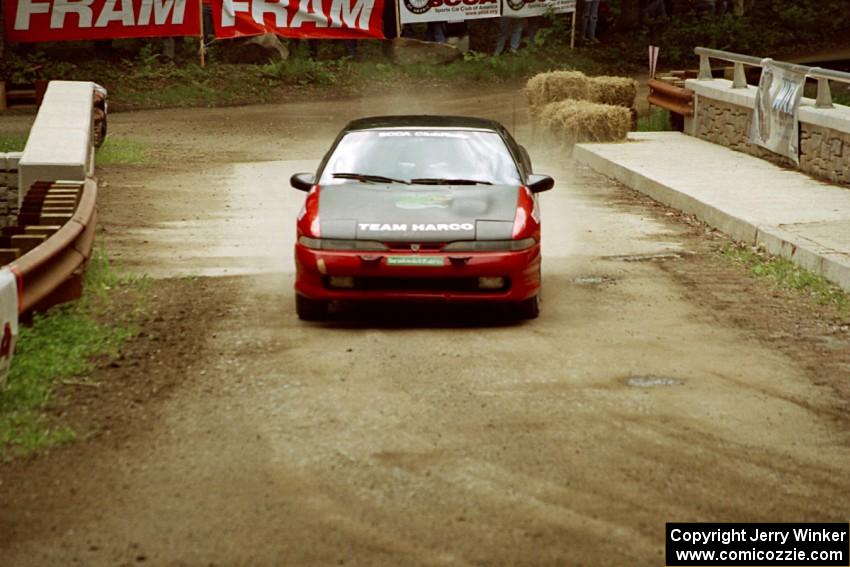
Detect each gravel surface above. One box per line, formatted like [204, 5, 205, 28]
[1, 88, 848, 566]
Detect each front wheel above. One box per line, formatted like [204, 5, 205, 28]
[295, 294, 329, 321]
[514, 295, 540, 319]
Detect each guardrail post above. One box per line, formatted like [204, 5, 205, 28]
[732, 62, 747, 88]
[698, 54, 712, 80]
[815, 77, 833, 109]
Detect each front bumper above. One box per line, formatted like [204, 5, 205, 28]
[294, 243, 541, 303]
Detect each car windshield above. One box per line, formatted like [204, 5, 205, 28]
[318, 129, 522, 186]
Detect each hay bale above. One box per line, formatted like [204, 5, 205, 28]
[588, 76, 637, 108]
[526, 70, 590, 115]
[544, 70, 590, 102]
[526, 73, 549, 110]
[538, 99, 631, 146]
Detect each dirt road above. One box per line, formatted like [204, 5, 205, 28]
[1, 88, 849, 566]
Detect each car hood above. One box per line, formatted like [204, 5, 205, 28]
[318, 183, 520, 242]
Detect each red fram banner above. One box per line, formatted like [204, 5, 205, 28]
[5, 0, 201, 43]
[212, 0, 385, 39]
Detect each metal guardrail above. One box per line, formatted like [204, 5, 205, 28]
[647, 79, 694, 117]
[8, 179, 97, 314]
[695, 47, 850, 109]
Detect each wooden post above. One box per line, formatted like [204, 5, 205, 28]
[0, 82, 6, 112]
[199, 0, 206, 68]
[570, 10, 576, 49]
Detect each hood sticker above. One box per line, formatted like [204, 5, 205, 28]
[395, 194, 453, 210]
[378, 131, 469, 139]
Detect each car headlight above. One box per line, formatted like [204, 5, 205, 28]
[442, 238, 536, 252]
[298, 236, 388, 251]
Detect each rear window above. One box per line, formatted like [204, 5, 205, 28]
[318, 129, 522, 186]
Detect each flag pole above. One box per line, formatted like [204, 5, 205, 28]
[570, 9, 576, 49]
[199, 0, 206, 67]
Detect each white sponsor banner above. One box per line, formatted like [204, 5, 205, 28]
[0, 269, 19, 391]
[399, 0, 500, 25]
[750, 59, 806, 164]
[502, 0, 575, 17]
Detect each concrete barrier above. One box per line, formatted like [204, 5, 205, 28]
[686, 78, 850, 184]
[18, 81, 98, 207]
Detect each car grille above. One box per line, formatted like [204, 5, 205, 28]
[323, 276, 510, 293]
[385, 242, 446, 252]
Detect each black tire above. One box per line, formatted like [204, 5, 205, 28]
[295, 294, 329, 321]
[514, 295, 540, 319]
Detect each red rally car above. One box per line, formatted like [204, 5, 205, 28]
[290, 115, 554, 320]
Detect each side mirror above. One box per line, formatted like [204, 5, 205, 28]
[527, 174, 554, 193]
[290, 172, 315, 191]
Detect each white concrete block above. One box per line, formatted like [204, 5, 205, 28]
[18, 81, 95, 202]
[686, 78, 757, 109]
[799, 101, 850, 132]
[32, 105, 92, 132]
[19, 128, 89, 194]
[42, 81, 97, 106]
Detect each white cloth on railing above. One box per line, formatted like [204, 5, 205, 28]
[0, 268, 19, 391]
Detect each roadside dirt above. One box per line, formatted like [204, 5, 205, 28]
[1, 92, 849, 566]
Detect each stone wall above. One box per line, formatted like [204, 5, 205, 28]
[800, 123, 850, 185]
[0, 153, 20, 228]
[687, 78, 850, 186]
[694, 97, 796, 168]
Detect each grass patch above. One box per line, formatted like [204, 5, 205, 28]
[96, 138, 148, 165]
[637, 108, 672, 131]
[720, 243, 850, 317]
[0, 134, 28, 153]
[0, 249, 148, 460]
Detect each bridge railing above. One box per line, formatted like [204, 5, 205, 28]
[694, 47, 850, 109]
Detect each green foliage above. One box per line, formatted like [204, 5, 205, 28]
[721, 244, 849, 317]
[657, 0, 850, 66]
[637, 108, 672, 131]
[830, 87, 850, 108]
[259, 58, 339, 86]
[530, 10, 573, 49]
[0, 134, 27, 153]
[761, 0, 850, 39]
[0, 250, 146, 459]
[352, 46, 611, 85]
[658, 13, 777, 64]
[96, 138, 148, 165]
[0, 52, 76, 84]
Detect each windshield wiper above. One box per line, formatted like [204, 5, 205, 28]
[410, 178, 493, 186]
[333, 172, 409, 184]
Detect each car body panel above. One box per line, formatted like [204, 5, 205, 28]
[317, 183, 519, 242]
[293, 115, 549, 314]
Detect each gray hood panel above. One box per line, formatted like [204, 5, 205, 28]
[318, 183, 519, 242]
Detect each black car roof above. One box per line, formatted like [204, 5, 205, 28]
[344, 115, 504, 132]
